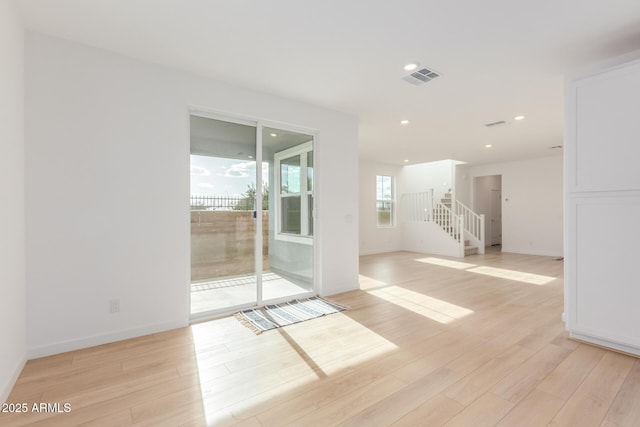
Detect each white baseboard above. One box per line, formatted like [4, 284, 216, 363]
[27, 320, 186, 359]
[399, 247, 461, 258]
[1, 354, 26, 404]
[321, 281, 359, 297]
[500, 247, 563, 258]
[359, 247, 401, 256]
[570, 331, 640, 357]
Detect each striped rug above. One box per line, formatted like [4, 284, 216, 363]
[235, 297, 348, 334]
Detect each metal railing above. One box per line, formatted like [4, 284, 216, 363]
[190, 195, 253, 211]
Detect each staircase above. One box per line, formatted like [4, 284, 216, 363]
[439, 192, 478, 256]
[402, 189, 485, 258]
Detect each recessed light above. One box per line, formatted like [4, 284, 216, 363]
[404, 159, 410, 163]
[248, 155, 254, 159]
[404, 62, 419, 71]
[400, 120, 409, 125]
[514, 115, 525, 121]
[270, 133, 277, 137]
[485, 144, 493, 148]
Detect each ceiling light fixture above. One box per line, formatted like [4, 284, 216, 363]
[270, 133, 277, 137]
[404, 62, 419, 71]
[404, 159, 410, 163]
[485, 144, 493, 148]
[514, 115, 525, 121]
[400, 120, 409, 125]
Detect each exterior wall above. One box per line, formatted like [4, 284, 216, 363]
[191, 211, 268, 281]
[25, 32, 358, 357]
[0, 0, 26, 403]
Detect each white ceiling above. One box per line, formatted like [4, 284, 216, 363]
[16, 0, 640, 166]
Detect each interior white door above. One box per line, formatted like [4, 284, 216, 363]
[490, 189, 502, 245]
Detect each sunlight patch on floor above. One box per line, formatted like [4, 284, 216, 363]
[190, 314, 397, 425]
[414, 256, 556, 285]
[467, 266, 555, 285]
[416, 257, 477, 270]
[368, 286, 473, 324]
[358, 274, 391, 290]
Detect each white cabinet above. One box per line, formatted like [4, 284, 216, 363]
[565, 55, 640, 355]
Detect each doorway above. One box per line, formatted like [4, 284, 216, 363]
[489, 188, 502, 245]
[473, 175, 502, 248]
[189, 114, 315, 319]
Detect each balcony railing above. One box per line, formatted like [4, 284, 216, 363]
[190, 195, 254, 211]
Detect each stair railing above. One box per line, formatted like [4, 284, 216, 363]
[402, 190, 434, 222]
[433, 202, 463, 245]
[402, 190, 466, 257]
[454, 200, 485, 253]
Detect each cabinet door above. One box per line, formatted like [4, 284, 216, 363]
[566, 56, 640, 355]
[569, 61, 640, 193]
[568, 198, 640, 348]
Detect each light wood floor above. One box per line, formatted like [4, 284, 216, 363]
[3, 249, 640, 426]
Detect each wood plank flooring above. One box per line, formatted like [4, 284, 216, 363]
[3, 249, 640, 426]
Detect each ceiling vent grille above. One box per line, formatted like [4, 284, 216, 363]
[402, 67, 441, 86]
[484, 120, 506, 128]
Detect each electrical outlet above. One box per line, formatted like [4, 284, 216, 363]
[109, 298, 120, 313]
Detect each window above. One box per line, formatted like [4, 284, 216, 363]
[275, 141, 313, 243]
[376, 175, 394, 227]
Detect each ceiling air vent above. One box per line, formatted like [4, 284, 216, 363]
[484, 120, 506, 128]
[402, 67, 441, 86]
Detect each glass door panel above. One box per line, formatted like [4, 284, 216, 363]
[190, 116, 257, 316]
[261, 126, 315, 302]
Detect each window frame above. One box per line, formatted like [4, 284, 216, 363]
[274, 141, 314, 244]
[376, 175, 395, 228]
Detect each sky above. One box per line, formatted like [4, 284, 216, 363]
[190, 155, 269, 197]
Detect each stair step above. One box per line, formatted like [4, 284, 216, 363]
[464, 245, 478, 256]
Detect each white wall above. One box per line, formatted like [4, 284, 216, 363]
[25, 33, 359, 357]
[0, 0, 26, 403]
[359, 159, 403, 255]
[402, 222, 462, 257]
[400, 159, 456, 202]
[460, 156, 563, 257]
[455, 163, 471, 206]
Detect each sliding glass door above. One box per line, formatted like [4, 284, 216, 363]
[189, 114, 315, 318]
[261, 126, 315, 302]
[190, 116, 259, 315]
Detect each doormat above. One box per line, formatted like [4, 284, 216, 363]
[235, 297, 348, 334]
